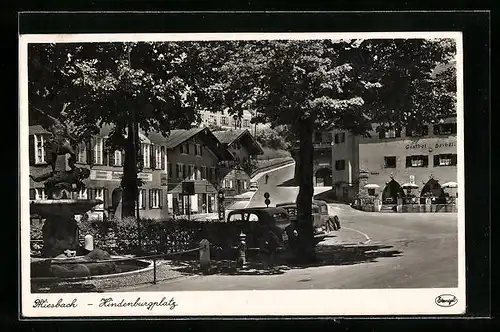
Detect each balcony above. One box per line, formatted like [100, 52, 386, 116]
[290, 142, 333, 151]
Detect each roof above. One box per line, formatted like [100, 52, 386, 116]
[165, 127, 206, 148]
[213, 129, 247, 144]
[228, 207, 288, 215]
[165, 127, 234, 161]
[29, 125, 50, 135]
[213, 129, 264, 155]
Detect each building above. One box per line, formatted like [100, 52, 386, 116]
[290, 130, 334, 187]
[213, 129, 264, 195]
[28, 124, 169, 220]
[330, 116, 458, 203]
[164, 127, 234, 215]
[199, 109, 254, 130]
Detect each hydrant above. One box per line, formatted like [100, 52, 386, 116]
[238, 232, 247, 267]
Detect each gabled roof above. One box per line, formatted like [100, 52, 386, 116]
[166, 127, 234, 161]
[165, 127, 206, 148]
[213, 129, 264, 155]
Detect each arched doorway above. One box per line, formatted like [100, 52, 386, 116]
[315, 167, 333, 187]
[421, 179, 446, 203]
[382, 179, 405, 204]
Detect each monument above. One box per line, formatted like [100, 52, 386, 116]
[30, 109, 102, 257]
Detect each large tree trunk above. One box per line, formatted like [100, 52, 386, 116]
[295, 117, 317, 263]
[121, 119, 138, 218]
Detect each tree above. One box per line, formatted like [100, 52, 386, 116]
[28, 42, 208, 217]
[198, 38, 456, 263]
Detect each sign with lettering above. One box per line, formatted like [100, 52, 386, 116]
[409, 175, 415, 184]
[160, 173, 168, 186]
[405, 140, 456, 150]
[112, 171, 123, 180]
[137, 172, 153, 182]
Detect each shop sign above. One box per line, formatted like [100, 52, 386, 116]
[137, 172, 153, 182]
[111, 171, 123, 180]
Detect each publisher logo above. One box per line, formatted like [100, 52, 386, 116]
[435, 294, 458, 307]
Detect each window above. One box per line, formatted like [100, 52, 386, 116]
[149, 189, 162, 209]
[434, 154, 457, 166]
[35, 188, 47, 200]
[177, 163, 183, 178]
[186, 143, 190, 155]
[142, 143, 151, 168]
[168, 163, 173, 179]
[137, 189, 147, 210]
[201, 166, 207, 180]
[189, 165, 195, 180]
[210, 167, 216, 181]
[433, 123, 457, 135]
[179, 144, 184, 154]
[209, 115, 217, 124]
[368, 188, 376, 196]
[228, 213, 244, 222]
[77, 143, 86, 164]
[90, 188, 105, 210]
[93, 138, 104, 164]
[196, 144, 202, 156]
[229, 179, 234, 189]
[221, 117, 228, 125]
[182, 164, 187, 179]
[314, 131, 323, 143]
[77, 189, 88, 199]
[243, 119, 250, 127]
[154, 146, 162, 169]
[384, 156, 397, 168]
[114, 150, 122, 166]
[406, 155, 429, 168]
[406, 125, 429, 137]
[224, 179, 230, 188]
[334, 132, 346, 144]
[379, 128, 401, 139]
[243, 181, 247, 189]
[335, 160, 346, 171]
[33, 135, 47, 164]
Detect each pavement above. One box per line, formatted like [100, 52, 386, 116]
[119, 163, 459, 291]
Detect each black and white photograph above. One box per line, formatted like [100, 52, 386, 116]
[20, 31, 465, 317]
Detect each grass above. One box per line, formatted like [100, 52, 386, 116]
[257, 147, 291, 160]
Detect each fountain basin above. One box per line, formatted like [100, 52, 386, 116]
[30, 199, 103, 217]
[30, 199, 103, 257]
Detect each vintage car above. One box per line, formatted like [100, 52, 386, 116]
[212, 207, 292, 253]
[276, 200, 340, 234]
[248, 181, 259, 191]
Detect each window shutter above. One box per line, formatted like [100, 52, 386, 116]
[451, 154, 457, 166]
[109, 150, 115, 167]
[44, 136, 53, 166]
[160, 146, 165, 170]
[159, 189, 164, 209]
[150, 145, 156, 169]
[29, 188, 36, 200]
[433, 155, 439, 167]
[103, 139, 109, 166]
[141, 189, 146, 209]
[149, 189, 153, 209]
[86, 138, 93, 165]
[103, 188, 109, 208]
[406, 157, 412, 168]
[423, 156, 429, 167]
[29, 135, 35, 165]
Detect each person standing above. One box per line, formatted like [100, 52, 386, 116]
[265, 174, 269, 184]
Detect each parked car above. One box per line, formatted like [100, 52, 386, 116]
[249, 181, 259, 191]
[219, 207, 290, 252]
[276, 199, 341, 234]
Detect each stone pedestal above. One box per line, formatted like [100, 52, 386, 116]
[396, 197, 403, 213]
[374, 198, 382, 212]
[42, 214, 79, 257]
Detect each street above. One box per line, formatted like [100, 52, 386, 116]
[118, 163, 458, 291]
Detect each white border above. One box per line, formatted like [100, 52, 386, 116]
[19, 31, 465, 317]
